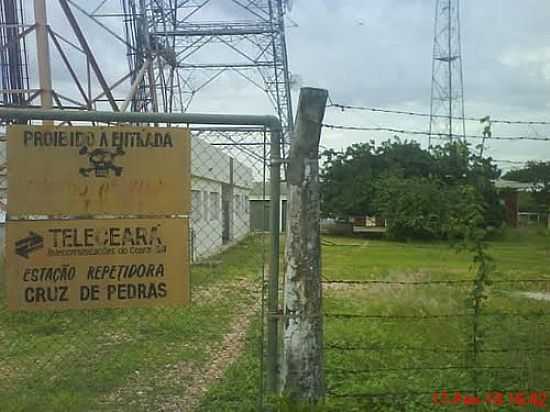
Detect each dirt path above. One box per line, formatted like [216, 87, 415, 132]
[517, 291, 550, 302]
[101, 278, 261, 412]
[169, 295, 260, 411]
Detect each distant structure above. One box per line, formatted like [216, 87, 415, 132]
[428, 0, 466, 146]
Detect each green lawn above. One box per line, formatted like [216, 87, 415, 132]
[3, 228, 550, 411]
[202, 227, 550, 411]
[0, 235, 267, 412]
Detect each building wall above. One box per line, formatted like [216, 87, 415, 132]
[501, 191, 519, 227]
[232, 186, 250, 240]
[191, 178, 222, 260]
[190, 136, 252, 260]
[232, 159, 253, 240]
[191, 136, 230, 184]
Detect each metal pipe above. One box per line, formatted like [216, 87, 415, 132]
[267, 127, 281, 393]
[33, 0, 53, 113]
[152, 28, 276, 37]
[0, 107, 281, 129]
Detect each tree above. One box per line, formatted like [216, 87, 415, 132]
[320, 138, 433, 220]
[432, 143, 502, 227]
[375, 176, 490, 240]
[320, 138, 504, 238]
[320, 142, 379, 219]
[374, 176, 448, 240]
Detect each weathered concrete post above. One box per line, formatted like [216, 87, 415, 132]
[282, 87, 328, 401]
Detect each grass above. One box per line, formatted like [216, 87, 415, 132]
[197, 319, 263, 412]
[322, 227, 550, 281]
[0, 235, 267, 412]
[200, 226, 550, 411]
[3, 227, 550, 411]
[321, 227, 550, 411]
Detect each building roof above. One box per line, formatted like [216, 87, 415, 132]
[493, 179, 532, 191]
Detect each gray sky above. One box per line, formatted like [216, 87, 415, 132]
[24, 0, 550, 169]
[287, 0, 550, 168]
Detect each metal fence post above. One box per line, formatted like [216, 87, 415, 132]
[266, 126, 281, 394]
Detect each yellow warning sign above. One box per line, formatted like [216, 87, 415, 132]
[7, 125, 191, 216]
[6, 218, 189, 311]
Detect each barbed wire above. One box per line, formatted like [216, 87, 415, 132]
[326, 388, 550, 399]
[327, 102, 550, 126]
[325, 344, 550, 353]
[322, 123, 550, 142]
[328, 365, 535, 374]
[322, 279, 550, 285]
[324, 312, 550, 320]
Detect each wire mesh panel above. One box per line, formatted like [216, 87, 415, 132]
[0, 123, 271, 411]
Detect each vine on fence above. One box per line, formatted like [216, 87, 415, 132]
[446, 185, 495, 396]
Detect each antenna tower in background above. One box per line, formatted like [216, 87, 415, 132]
[429, 0, 465, 145]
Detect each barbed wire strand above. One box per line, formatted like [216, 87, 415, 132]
[324, 312, 550, 320]
[322, 123, 550, 142]
[328, 102, 550, 126]
[325, 344, 550, 353]
[322, 279, 550, 285]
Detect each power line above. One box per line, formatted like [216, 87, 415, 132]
[328, 103, 550, 126]
[322, 123, 550, 142]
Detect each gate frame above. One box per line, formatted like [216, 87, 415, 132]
[0, 107, 283, 395]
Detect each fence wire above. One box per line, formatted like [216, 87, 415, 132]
[322, 276, 550, 410]
[0, 124, 272, 412]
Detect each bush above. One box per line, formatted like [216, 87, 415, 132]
[375, 176, 487, 241]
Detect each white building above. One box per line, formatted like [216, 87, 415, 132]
[190, 136, 252, 260]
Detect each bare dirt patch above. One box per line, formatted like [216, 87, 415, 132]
[101, 278, 260, 412]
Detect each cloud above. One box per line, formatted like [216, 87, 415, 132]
[499, 47, 550, 82]
[15, 0, 550, 164]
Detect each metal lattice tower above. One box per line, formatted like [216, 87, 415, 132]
[120, 0, 294, 146]
[428, 0, 465, 146]
[0, 0, 295, 209]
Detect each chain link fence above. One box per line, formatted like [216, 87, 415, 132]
[0, 121, 274, 411]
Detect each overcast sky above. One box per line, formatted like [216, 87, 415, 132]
[25, 0, 550, 169]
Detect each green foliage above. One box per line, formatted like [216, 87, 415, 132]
[375, 177, 500, 241]
[321, 139, 504, 238]
[446, 185, 495, 394]
[320, 141, 380, 218]
[320, 138, 431, 219]
[267, 396, 331, 412]
[374, 176, 447, 240]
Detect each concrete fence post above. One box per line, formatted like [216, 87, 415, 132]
[281, 87, 328, 402]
